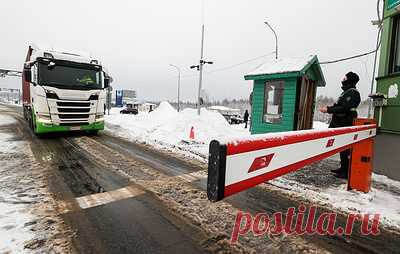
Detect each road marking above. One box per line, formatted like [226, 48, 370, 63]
[75, 185, 145, 210]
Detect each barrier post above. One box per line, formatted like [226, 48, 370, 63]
[348, 118, 376, 193]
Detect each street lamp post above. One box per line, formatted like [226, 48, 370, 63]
[264, 21, 278, 59]
[169, 64, 181, 112]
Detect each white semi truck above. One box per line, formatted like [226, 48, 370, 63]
[22, 44, 111, 135]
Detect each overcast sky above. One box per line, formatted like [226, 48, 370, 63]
[0, 0, 380, 102]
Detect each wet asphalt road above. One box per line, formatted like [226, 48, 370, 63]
[2, 104, 400, 254]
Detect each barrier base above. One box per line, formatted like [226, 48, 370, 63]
[348, 118, 376, 193]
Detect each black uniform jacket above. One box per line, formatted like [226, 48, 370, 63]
[327, 85, 361, 128]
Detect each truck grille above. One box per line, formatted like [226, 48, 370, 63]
[57, 101, 91, 107]
[58, 107, 91, 113]
[58, 114, 89, 119]
[54, 100, 94, 124]
[60, 122, 89, 127]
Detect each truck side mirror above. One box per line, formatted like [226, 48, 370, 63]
[104, 78, 110, 88]
[23, 69, 32, 83]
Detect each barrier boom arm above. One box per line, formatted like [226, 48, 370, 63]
[207, 124, 377, 202]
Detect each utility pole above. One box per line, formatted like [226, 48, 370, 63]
[190, 25, 213, 115]
[169, 64, 181, 112]
[198, 25, 205, 116]
[368, 18, 383, 118]
[264, 21, 278, 59]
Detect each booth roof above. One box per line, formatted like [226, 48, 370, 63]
[244, 55, 326, 87]
[246, 55, 316, 77]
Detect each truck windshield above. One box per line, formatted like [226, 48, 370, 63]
[38, 63, 103, 90]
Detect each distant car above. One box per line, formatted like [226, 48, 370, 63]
[222, 114, 232, 122]
[222, 114, 244, 125]
[230, 114, 244, 125]
[120, 108, 138, 115]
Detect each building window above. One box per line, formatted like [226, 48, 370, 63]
[263, 81, 284, 124]
[391, 16, 400, 73]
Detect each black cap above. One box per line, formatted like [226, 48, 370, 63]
[345, 72, 360, 85]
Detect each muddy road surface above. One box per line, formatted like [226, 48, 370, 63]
[1, 104, 400, 254]
[0, 105, 210, 254]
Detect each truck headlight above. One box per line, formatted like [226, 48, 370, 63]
[37, 113, 52, 124]
[89, 92, 100, 101]
[43, 52, 54, 59]
[45, 89, 59, 100]
[37, 113, 51, 120]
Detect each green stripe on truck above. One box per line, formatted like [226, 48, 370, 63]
[35, 121, 105, 134]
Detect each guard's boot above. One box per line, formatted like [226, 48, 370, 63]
[334, 171, 348, 180]
[331, 168, 344, 174]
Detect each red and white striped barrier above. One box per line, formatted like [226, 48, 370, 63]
[207, 124, 377, 202]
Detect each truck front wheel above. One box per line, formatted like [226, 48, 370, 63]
[28, 115, 34, 130]
[87, 130, 99, 136]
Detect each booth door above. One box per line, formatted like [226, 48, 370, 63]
[296, 77, 316, 130]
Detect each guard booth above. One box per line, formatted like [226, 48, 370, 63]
[244, 55, 326, 134]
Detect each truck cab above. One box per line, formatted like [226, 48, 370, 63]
[22, 44, 112, 135]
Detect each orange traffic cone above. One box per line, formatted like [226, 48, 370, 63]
[189, 126, 195, 140]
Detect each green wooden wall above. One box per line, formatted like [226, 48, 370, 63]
[250, 78, 298, 134]
[375, 0, 400, 134]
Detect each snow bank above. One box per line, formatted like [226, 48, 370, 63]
[106, 101, 178, 138]
[105, 102, 249, 159]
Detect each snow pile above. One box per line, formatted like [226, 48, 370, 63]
[105, 102, 249, 159]
[106, 101, 178, 138]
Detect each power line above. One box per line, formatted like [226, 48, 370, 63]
[206, 52, 276, 74]
[320, 26, 383, 65]
[127, 52, 274, 85]
[179, 51, 275, 79]
[320, 49, 377, 65]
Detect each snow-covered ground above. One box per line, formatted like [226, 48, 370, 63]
[0, 121, 37, 253]
[105, 102, 328, 160]
[105, 102, 400, 230]
[0, 112, 70, 253]
[0, 100, 22, 107]
[105, 102, 250, 160]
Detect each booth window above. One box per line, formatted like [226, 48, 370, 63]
[263, 81, 284, 124]
[391, 16, 400, 73]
